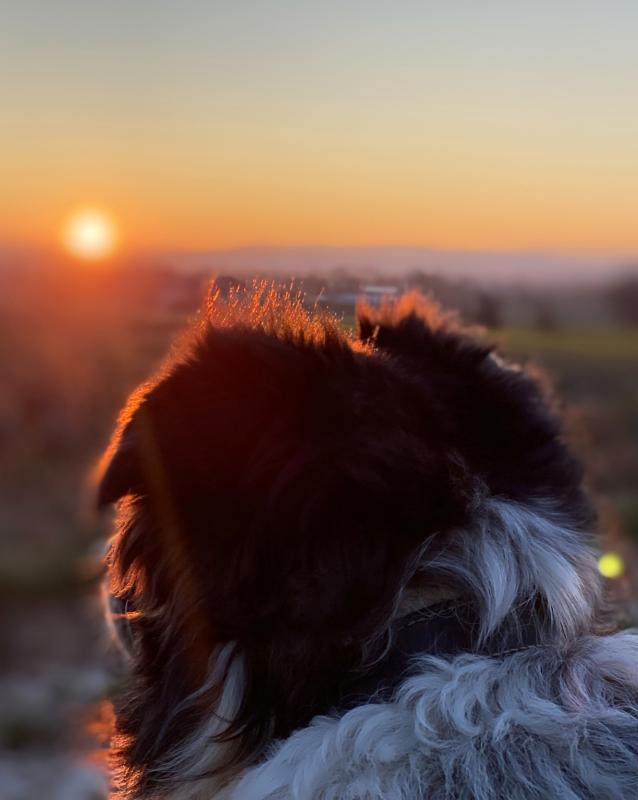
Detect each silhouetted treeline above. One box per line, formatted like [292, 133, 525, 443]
[608, 275, 638, 326]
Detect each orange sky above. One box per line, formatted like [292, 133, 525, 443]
[1, 2, 637, 257]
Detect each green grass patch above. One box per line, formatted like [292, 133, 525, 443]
[617, 496, 638, 544]
[495, 328, 638, 359]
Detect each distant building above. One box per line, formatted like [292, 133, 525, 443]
[315, 284, 401, 313]
[361, 285, 400, 306]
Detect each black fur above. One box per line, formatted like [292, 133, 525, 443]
[98, 287, 590, 797]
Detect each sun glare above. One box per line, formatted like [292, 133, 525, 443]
[63, 209, 119, 261]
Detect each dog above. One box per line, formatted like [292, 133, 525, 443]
[97, 286, 638, 799]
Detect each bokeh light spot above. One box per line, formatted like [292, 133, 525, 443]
[598, 552, 625, 579]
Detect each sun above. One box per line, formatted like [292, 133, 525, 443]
[62, 209, 119, 261]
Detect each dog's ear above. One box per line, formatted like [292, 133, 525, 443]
[357, 291, 492, 364]
[97, 420, 144, 507]
[356, 313, 377, 344]
[97, 386, 168, 510]
[357, 292, 590, 523]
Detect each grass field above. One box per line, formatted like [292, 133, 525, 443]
[498, 328, 638, 359]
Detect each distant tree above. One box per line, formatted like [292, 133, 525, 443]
[405, 270, 451, 297]
[608, 276, 638, 326]
[533, 298, 560, 331]
[330, 268, 360, 294]
[474, 291, 503, 329]
[404, 271, 478, 316]
[405, 270, 435, 291]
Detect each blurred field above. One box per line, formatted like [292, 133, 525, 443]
[503, 328, 638, 358]
[498, 328, 638, 544]
[0, 268, 636, 798]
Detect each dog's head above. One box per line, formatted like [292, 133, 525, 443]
[98, 288, 597, 798]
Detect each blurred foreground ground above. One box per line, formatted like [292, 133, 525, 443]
[1, 265, 637, 798]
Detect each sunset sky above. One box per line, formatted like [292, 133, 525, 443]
[1, 1, 637, 256]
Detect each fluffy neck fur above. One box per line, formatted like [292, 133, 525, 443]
[224, 632, 638, 800]
[138, 497, 605, 799]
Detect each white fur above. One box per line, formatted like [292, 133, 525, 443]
[155, 645, 245, 800]
[150, 501, 638, 799]
[226, 634, 638, 800]
[423, 498, 601, 642]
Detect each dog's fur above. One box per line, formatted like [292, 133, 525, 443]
[98, 286, 638, 799]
